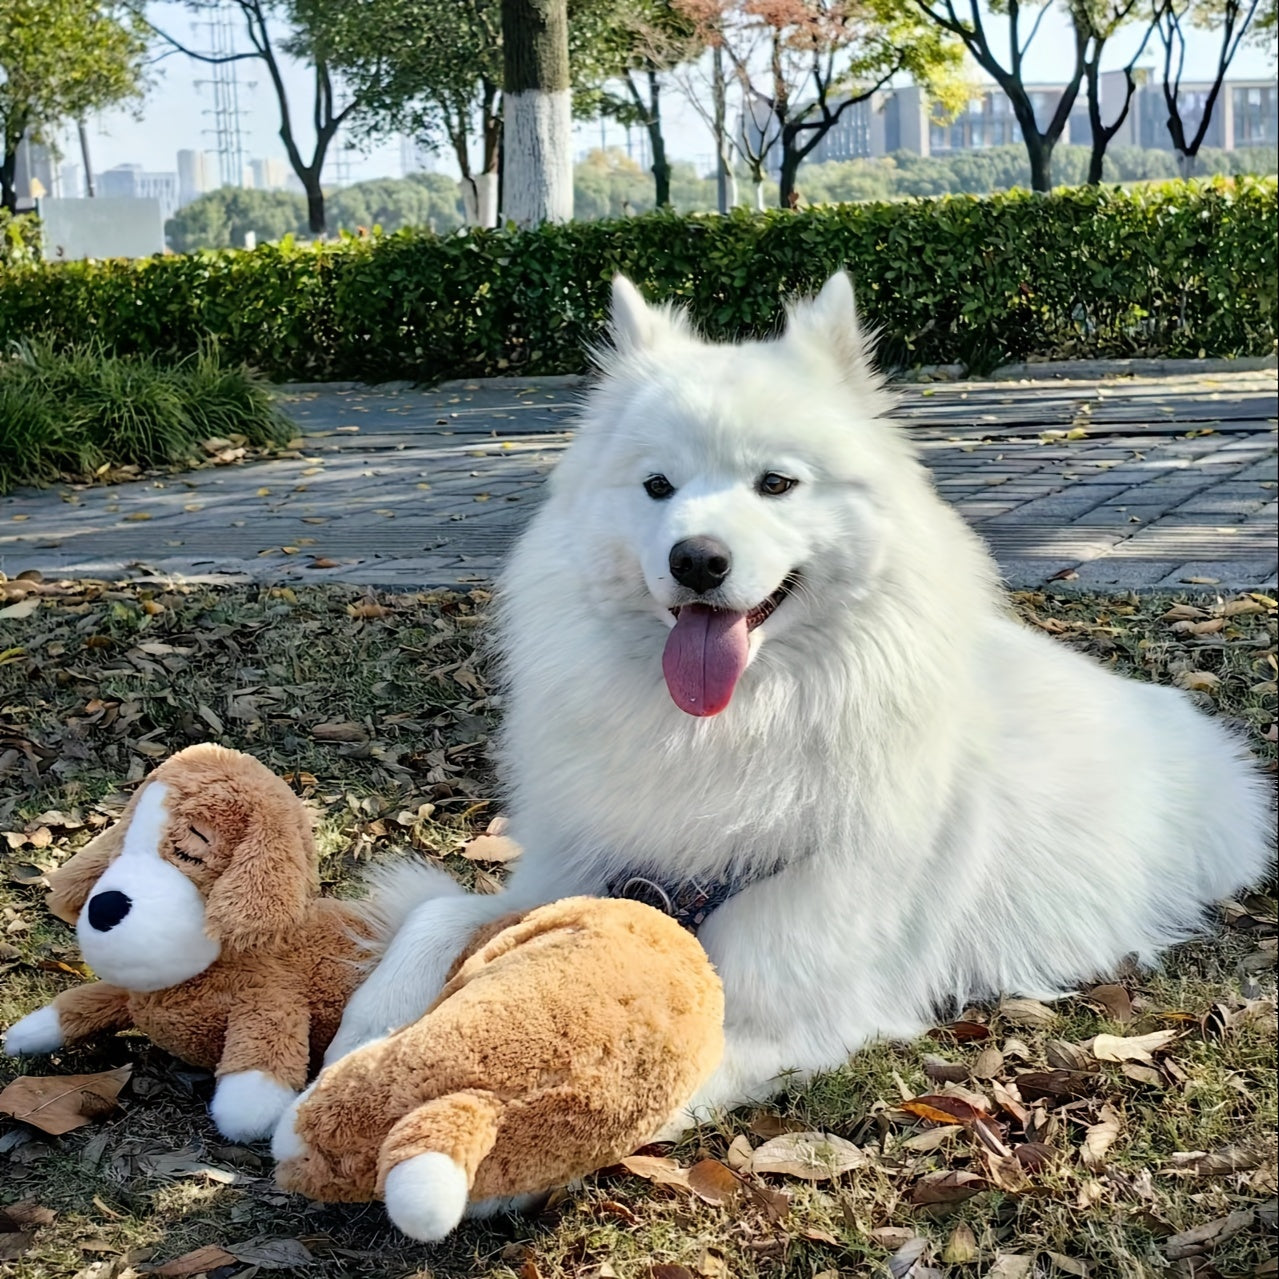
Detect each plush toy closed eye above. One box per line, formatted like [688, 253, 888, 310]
[2, 743, 456, 1142]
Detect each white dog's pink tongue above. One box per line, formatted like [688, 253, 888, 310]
[662, 604, 750, 716]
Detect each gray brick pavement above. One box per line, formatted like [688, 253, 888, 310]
[1, 371, 1275, 592]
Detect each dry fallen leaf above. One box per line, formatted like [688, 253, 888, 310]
[1165, 1209, 1255, 1260]
[1085, 983, 1133, 1023]
[942, 1222, 979, 1264]
[461, 834, 522, 863]
[748, 1131, 868, 1180]
[1080, 1103, 1123, 1170]
[971, 1046, 1004, 1079]
[687, 1159, 741, 1205]
[1090, 1029, 1178, 1064]
[1166, 1145, 1267, 1176]
[619, 1154, 690, 1190]
[726, 1133, 753, 1170]
[0, 1065, 131, 1135]
[911, 1169, 988, 1204]
[997, 997, 1058, 1029]
[1046, 1040, 1095, 1072]
[870, 1227, 919, 1250]
[227, 1238, 314, 1268]
[310, 721, 369, 743]
[0, 1201, 55, 1231]
[1046, 1254, 1090, 1276]
[1174, 670, 1221, 693]
[987, 1255, 1034, 1279]
[142, 1246, 238, 1276]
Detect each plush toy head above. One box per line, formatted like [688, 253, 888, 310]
[50, 744, 319, 992]
[6, 743, 448, 1143]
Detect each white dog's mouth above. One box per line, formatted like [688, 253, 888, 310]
[663, 573, 800, 718]
[669, 572, 799, 633]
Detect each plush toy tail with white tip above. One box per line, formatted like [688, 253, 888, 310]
[376, 1089, 505, 1242]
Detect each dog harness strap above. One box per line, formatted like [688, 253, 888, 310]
[607, 866, 773, 934]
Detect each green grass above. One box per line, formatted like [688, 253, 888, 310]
[0, 342, 293, 493]
[0, 584, 1274, 1279]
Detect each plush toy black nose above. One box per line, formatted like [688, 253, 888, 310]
[87, 890, 132, 932]
[669, 536, 732, 594]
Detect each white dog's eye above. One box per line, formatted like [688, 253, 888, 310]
[758, 472, 798, 497]
[644, 474, 675, 500]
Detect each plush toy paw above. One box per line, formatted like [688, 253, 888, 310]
[4, 1005, 64, 1056]
[210, 1070, 299, 1142]
[269, 1084, 315, 1163]
[382, 1152, 470, 1242]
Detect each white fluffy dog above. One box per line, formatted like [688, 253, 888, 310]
[325, 273, 1272, 1132]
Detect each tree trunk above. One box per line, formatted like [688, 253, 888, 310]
[0, 145, 17, 213]
[778, 143, 801, 209]
[645, 71, 671, 208]
[77, 119, 96, 197]
[713, 45, 729, 213]
[304, 179, 325, 235]
[501, 0, 572, 227]
[1028, 139, 1053, 192]
[1085, 60, 1106, 185]
[753, 178, 765, 211]
[1178, 150, 1197, 178]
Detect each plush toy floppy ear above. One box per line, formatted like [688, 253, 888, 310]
[46, 822, 126, 924]
[202, 793, 316, 952]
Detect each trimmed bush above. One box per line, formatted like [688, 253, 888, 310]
[0, 178, 1273, 383]
[0, 343, 292, 492]
[0, 210, 40, 267]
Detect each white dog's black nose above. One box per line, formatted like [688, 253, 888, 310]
[87, 890, 132, 932]
[669, 537, 732, 594]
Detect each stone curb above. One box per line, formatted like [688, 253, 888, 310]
[274, 356, 1277, 397]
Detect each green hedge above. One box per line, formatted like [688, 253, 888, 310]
[0, 178, 1274, 380]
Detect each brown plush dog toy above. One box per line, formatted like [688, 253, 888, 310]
[271, 895, 724, 1242]
[2, 743, 455, 1141]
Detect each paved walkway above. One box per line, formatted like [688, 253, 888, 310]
[1, 371, 1275, 591]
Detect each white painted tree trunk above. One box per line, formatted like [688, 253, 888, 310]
[502, 88, 572, 228]
[753, 179, 765, 212]
[461, 173, 500, 227]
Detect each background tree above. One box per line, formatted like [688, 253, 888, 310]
[0, 0, 147, 211]
[321, 0, 504, 227]
[1153, 0, 1261, 176]
[1071, 0, 1159, 183]
[150, 0, 367, 234]
[911, 0, 1088, 191]
[574, 1, 704, 207]
[681, 0, 961, 209]
[502, 0, 573, 225]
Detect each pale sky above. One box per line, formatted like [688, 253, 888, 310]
[55, 0, 1276, 190]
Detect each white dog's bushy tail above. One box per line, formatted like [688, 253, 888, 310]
[349, 859, 465, 959]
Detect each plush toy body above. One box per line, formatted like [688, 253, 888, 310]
[3, 744, 453, 1141]
[273, 896, 724, 1242]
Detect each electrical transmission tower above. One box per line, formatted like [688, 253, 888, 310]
[194, 3, 250, 187]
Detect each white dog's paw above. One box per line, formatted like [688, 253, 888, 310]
[210, 1070, 299, 1142]
[383, 1152, 470, 1242]
[4, 1005, 64, 1056]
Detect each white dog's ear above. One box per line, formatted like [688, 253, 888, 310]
[609, 276, 688, 354]
[610, 276, 657, 351]
[784, 271, 872, 375]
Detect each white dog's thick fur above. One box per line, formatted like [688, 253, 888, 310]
[327, 273, 1271, 1131]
